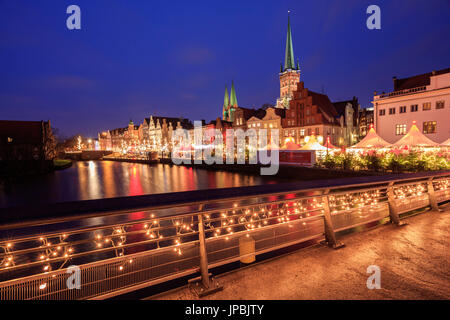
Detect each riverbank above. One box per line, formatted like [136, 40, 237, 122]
[159, 158, 379, 180]
[102, 157, 158, 164]
[53, 159, 72, 170]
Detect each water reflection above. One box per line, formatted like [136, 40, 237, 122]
[0, 161, 283, 208]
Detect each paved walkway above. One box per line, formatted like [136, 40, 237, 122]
[154, 205, 450, 300]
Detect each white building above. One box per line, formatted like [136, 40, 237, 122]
[372, 68, 450, 144]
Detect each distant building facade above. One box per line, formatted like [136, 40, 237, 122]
[0, 120, 55, 160]
[358, 107, 374, 138]
[373, 68, 450, 143]
[247, 107, 285, 146]
[232, 107, 260, 131]
[99, 117, 193, 152]
[282, 81, 346, 146]
[333, 96, 360, 146]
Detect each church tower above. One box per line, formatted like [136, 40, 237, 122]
[222, 85, 230, 120]
[222, 81, 238, 122]
[228, 80, 238, 122]
[276, 13, 300, 109]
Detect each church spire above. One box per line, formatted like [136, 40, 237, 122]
[230, 80, 238, 107]
[284, 12, 296, 71]
[223, 85, 229, 108]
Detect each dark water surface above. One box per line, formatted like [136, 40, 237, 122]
[0, 160, 288, 208]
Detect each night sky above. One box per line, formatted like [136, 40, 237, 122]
[1, 0, 449, 138]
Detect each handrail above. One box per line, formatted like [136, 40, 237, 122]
[0, 171, 448, 300]
[1, 171, 448, 229]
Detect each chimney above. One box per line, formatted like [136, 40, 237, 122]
[392, 76, 398, 90]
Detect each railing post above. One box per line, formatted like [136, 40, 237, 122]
[197, 212, 210, 289]
[321, 190, 344, 249]
[427, 178, 442, 212]
[188, 205, 223, 297]
[387, 182, 406, 226]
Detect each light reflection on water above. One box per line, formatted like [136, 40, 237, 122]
[0, 160, 283, 209]
[0, 161, 290, 278]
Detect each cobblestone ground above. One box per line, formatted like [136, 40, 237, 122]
[154, 205, 449, 300]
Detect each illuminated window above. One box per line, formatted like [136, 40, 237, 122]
[423, 121, 436, 134]
[395, 124, 406, 135]
[436, 101, 445, 109]
[299, 129, 305, 136]
[423, 102, 431, 111]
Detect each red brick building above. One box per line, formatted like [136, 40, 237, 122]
[282, 81, 346, 146]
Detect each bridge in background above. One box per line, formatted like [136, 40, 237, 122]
[0, 171, 449, 300]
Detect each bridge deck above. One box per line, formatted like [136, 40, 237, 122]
[152, 205, 450, 300]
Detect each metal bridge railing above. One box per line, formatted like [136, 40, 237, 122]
[0, 172, 449, 300]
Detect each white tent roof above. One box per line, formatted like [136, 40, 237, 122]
[392, 123, 438, 147]
[300, 136, 328, 151]
[323, 137, 339, 149]
[282, 141, 301, 150]
[350, 127, 391, 149]
[441, 137, 450, 146]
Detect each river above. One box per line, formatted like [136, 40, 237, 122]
[0, 160, 288, 208]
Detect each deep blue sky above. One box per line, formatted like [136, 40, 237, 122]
[1, 0, 449, 138]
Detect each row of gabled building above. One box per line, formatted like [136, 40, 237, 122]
[98, 116, 193, 152]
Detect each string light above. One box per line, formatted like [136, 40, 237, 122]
[1, 178, 448, 282]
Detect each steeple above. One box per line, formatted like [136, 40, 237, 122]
[284, 12, 296, 71]
[230, 80, 238, 107]
[223, 85, 229, 108]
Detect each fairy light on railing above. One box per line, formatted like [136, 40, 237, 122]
[393, 183, 427, 199]
[1, 177, 448, 282]
[328, 190, 383, 214]
[202, 197, 325, 239]
[433, 179, 449, 191]
[36, 235, 73, 272]
[0, 214, 198, 277]
[0, 243, 14, 269]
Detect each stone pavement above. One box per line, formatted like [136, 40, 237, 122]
[153, 205, 449, 300]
